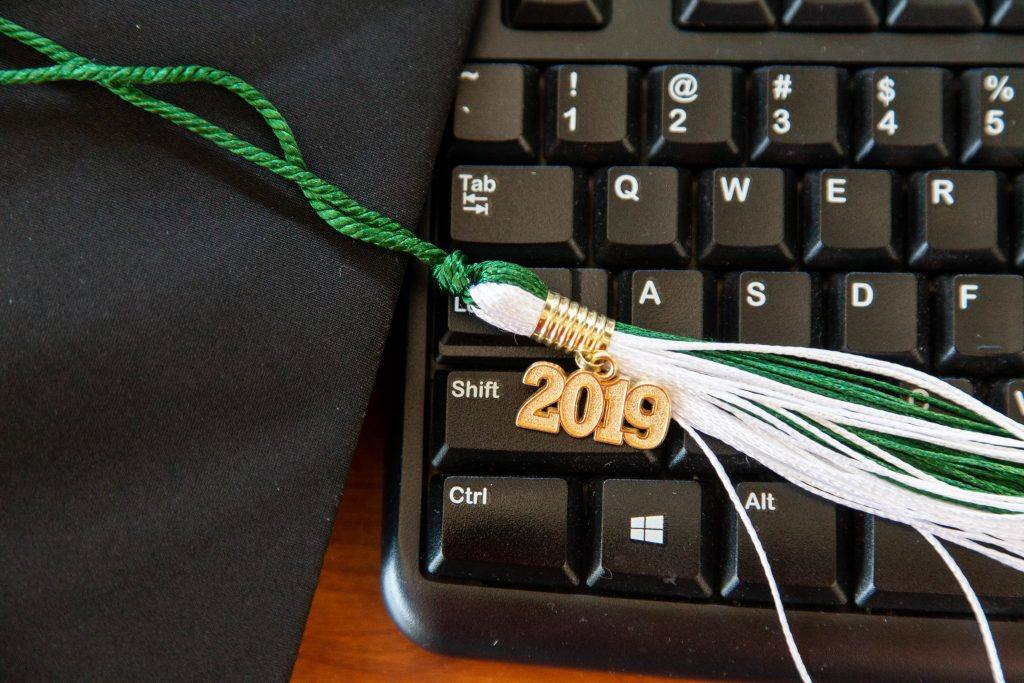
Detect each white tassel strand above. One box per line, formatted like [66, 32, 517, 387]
[466, 281, 1023, 682]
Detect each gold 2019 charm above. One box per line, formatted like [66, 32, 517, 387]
[514, 358, 672, 450]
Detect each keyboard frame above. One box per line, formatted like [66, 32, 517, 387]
[382, 2, 1024, 679]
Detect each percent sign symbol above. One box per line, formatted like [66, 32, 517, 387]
[984, 74, 1016, 103]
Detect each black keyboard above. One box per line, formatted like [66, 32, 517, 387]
[383, 1, 1024, 679]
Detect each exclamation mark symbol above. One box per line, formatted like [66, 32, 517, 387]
[569, 71, 578, 97]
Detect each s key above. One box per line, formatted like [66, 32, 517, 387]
[723, 272, 821, 347]
[937, 274, 1024, 375]
[751, 66, 848, 166]
[545, 65, 640, 164]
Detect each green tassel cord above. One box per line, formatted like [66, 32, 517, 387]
[2, 15, 1023, 501]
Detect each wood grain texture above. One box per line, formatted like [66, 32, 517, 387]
[291, 384, 677, 682]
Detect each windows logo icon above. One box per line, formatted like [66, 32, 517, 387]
[629, 515, 665, 545]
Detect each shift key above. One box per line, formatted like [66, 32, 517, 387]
[437, 371, 659, 473]
[450, 166, 585, 264]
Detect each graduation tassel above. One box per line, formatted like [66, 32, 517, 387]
[1, 15, 1019, 682]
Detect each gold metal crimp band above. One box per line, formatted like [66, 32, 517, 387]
[531, 291, 615, 356]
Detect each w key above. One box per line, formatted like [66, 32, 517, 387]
[751, 66, 848, 166]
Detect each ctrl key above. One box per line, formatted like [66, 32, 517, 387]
[428, 476, 578, 587]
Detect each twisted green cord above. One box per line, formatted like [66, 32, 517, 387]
[0, 16, 546, 301]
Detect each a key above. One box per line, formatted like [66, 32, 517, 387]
[908, 170, 1007, 271]
[594, 167, 689, 267]
[993, 379, 1024, 422]
[936, 274, 1024, 375]
[506, 0, 609, 28]
[646, 66, 745, 165]
[588, 479, 711, 597]
[439, 269, 604, 362]
[545, 65, 640, 164]
[449, 165, 584, 264]
[751, 66, 848, 165]
[452, 64, 538, 162]
[675, 0, 779, 28]
[781, 0, 881, 28]
[722, 483, 846, 605]
[886, 0, 985, 29]
[854, 68, 954, 166]
[803, 170, 900, 269]
[428, 476, 578, 587]
[620, 270, 714, 339]
[723, 272, 820, 346]
[856, 517, 1024, 614]
[437, 371, 660, 473]
[991, 0, 1024, 29]
[961, 69, 1024, 168]
[829, 273, 928, 368]
[697, 168, 796, 268]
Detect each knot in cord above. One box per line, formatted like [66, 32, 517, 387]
[432, 250, 475, 300]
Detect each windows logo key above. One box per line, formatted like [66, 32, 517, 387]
[629, 515, 665, 545]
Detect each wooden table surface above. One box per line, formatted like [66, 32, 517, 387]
[291, 381, 677, 682]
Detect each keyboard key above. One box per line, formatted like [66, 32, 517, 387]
[545, 65, 640, 163]
[444, 268, 571, 340]
[452, 64, 538, 162]
[886, 0, 985, 30]
[675, 0, 778, 28]
[439, 269, 604, 361]
[993, 379, 1024, 422]
[697, 168, 796, 268]
[428, 476, 577, 587]
[723, 272, 820, 346]
[449, 165, 584, 264]
[594, 167, 689, 267]
[961, 69, 1024, 168]
[856, 516, 1024, 614]
[781, 0, 881, 28]
[620, 270, 714, 339]
[751, 66, 848, 165]
[829, 273, 928, 367]
[908, 170, 1007, 271]
[723, 483, 846, 605]
[646, 65, 745, 165]
[899, 377, 976, 410]
[437, 371, 660, 473]
[803, 170, 900, 269]
[1017, 175, 1024, 269]
[506, 0, 609, 28]
[991, 0, 1024, 29]
[854, 68, 954, 166]
[588, 480, 712, 597]
[936, 274, 1024, 375]
[669, 434, 768, 474]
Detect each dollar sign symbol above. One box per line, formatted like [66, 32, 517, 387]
[877, 76, 896, 107]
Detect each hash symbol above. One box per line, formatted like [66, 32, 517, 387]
[772, 73, 793, 101]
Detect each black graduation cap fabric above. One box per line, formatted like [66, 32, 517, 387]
[0, 1, 478, 677]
